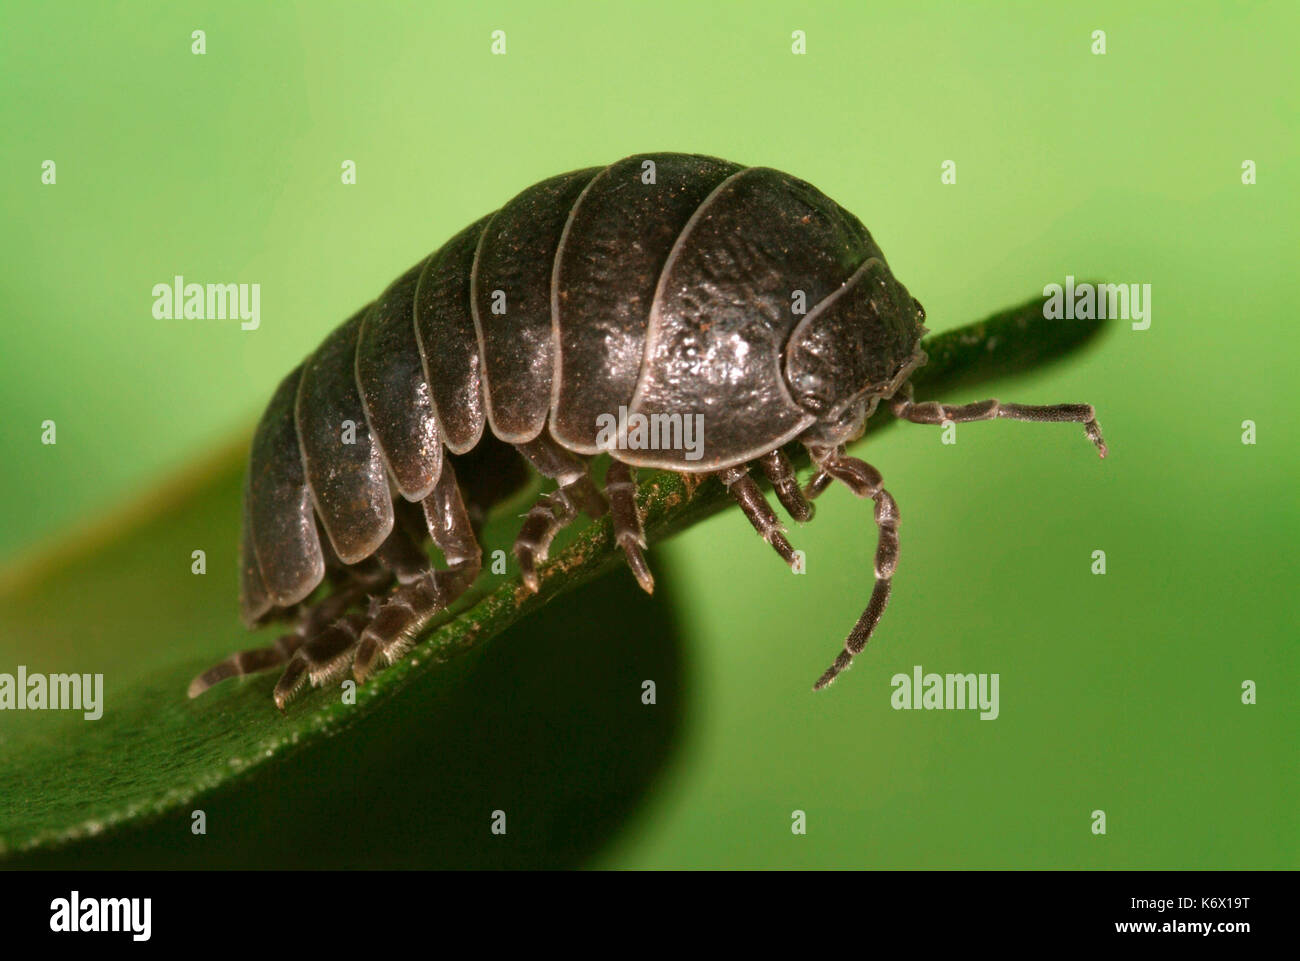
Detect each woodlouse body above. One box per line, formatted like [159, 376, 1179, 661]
[191, 152, 1106, 709]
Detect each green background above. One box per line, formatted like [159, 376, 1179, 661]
[1, 1, 1294, 868]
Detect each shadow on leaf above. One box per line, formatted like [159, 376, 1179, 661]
[8, 567, 686, 869]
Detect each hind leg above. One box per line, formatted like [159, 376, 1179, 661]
[268, 514, 457, 709]
[262, 514, 439, 702]
[270, 612, 372, 709]
[348, 459, 483, 686]
[269, 460, 482, 708]
[187, 558, 390, 699]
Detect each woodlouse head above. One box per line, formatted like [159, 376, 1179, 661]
[784, 258, 929, 447]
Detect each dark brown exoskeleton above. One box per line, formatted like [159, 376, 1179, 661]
[189, 153, 1105, 709]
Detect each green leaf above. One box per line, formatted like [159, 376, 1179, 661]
[0, 294, 1106, 867]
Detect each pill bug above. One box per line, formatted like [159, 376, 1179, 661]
[189, 152, 1106, 710]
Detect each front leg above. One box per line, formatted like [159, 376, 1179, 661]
[718, 463, 799, 568]
[805, 446, 900, 690]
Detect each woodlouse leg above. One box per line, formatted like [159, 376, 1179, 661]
[676, 472, 705, 500]
[606, 460, 653, 594]
[273, 612, 370, 709]
[508, 434, 611, 593]
[187, 560, 390, 699]
[188, 632, 303, 699]
[806, 447, 900, 691]
[515, 434, 609, 519]
[718, 464, 798, 568]
[350, 460, 483, 686]
[758, 449, 814, 523]
[513, 486, 579, 593]
[890, 383, 1107, 457]
[803, 464, 835, 502]
[372, 518, 433, 584]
